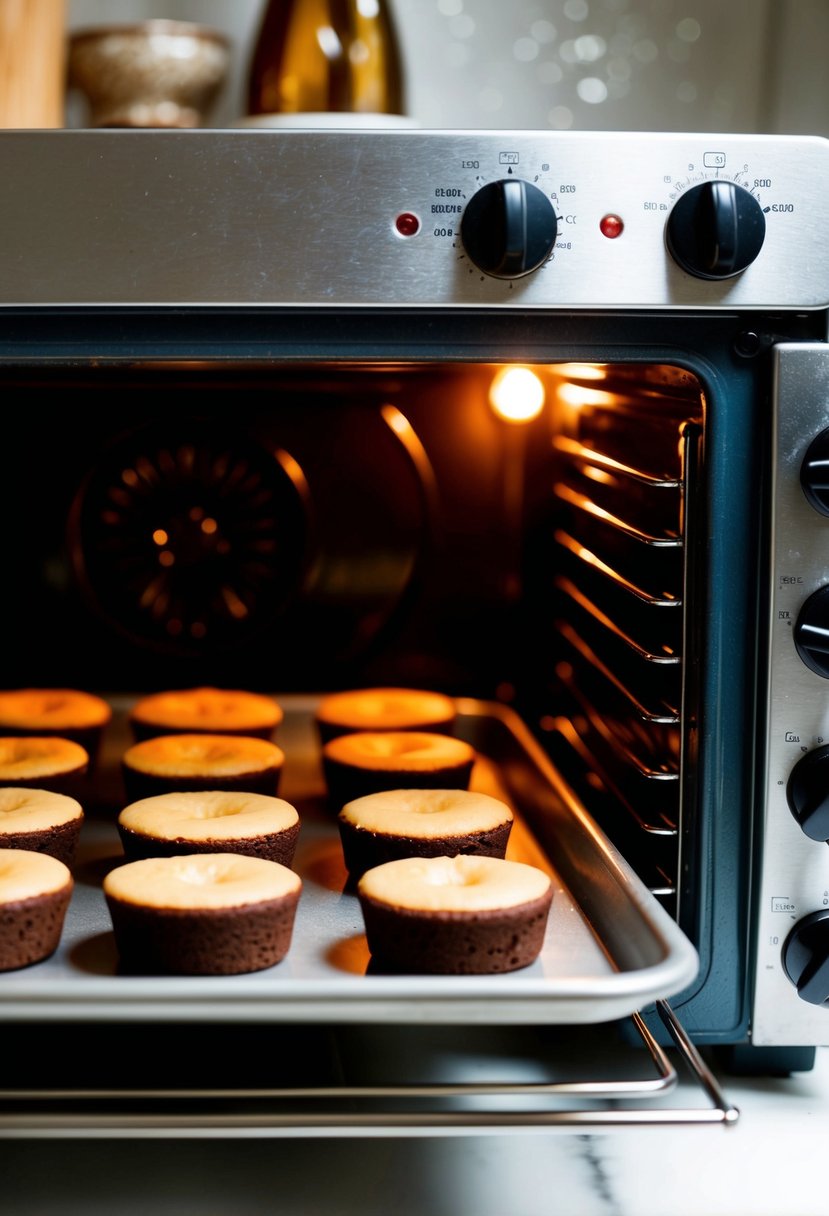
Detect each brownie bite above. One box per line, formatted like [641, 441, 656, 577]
[0, 849, 73, 971]
[118, 790, 300, 866]
[0, 737, 89, 795]
[121, 734, 285, 802]
[322, 731, 475, 809]
[0, 688, 111, 761]
[357, 854, 553, 975]
[129, 687, 283, 742]
[338, 788, 513, 880]
[316, 688, 457, 744]
[0, 788, 84, 867]
[104, 853, 302, 975]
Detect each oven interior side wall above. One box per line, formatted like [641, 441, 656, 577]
[1, 307, 811, 1044]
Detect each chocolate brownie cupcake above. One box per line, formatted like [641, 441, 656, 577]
[0, 688, 111, 761]
[129, 687, 283, 742]
[0, 788, 84, 867]
[338, 789, 513, 881]
[0, 737, 89, 794]
[103, 853, 302, 975]
[0, 849, 73, 971]
[316, 688, 457, 744]
[121, 734, 285, 803]
[357, 854, 553, 974]
[322, 731, 475, 809]
[118, 790, 300, 866]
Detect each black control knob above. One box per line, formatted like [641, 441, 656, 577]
[783, 911, 829, 1005]
[801, 428, 829, 516]
[787, 744, 829, 841]
[794, 587, 829, 680]
[460, 179, 558, 278]
[666, 180, 766, 280]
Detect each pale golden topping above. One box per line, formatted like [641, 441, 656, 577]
[0, 689, 111, 730]
[324, 731, 474, 773]
[123, 734, 284, 778]
[104, 853, 301, 910]
[317, 688, 455, 731]
[131, 687, 282, 732]
[120, 791, 298, 842]
[0, 737, 89, 779]
[358, 855, 552, 913]
[341, 789, 511, 839]
[0, 788, 83, 833]
[0, 848, 72, 901]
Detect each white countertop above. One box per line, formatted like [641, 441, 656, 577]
[1, 1047, 827, 1216]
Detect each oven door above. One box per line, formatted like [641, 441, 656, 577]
[0, 310, 826, 1131]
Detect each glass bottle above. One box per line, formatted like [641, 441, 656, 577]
[246, 0, 405, 120]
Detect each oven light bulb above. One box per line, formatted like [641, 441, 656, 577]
[489, 368, 545, 424]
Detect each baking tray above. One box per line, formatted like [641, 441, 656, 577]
[0, 695, 699, 1024]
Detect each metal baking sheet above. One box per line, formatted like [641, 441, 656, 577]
[0, 695, 698, 1023]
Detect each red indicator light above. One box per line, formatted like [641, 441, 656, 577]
[600, 213, 624, 239]
[395, 212, 420, 237]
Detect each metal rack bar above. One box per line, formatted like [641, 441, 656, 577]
[556, 576, 681, 665]
[0, 1003, 738, 1135]
[555, 530, 681, 607]
[551, 436, 682, 488]
[554, 482, 682, 547]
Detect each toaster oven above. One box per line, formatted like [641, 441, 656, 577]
[1, 128, 828, 1134]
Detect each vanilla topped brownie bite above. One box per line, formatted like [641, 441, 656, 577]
[130, 687, 283, 742]
[316, 688, 457, 744]
[0, 688, 110, 759]
[121, 734, 285, 802]
[0, 788, 84, 867]
[118, 790, 300, 866]
[338, 789, 513, 880]
[322, 731, 475, 808]
[357, 854, 553, 974]
[0, 849, 74, 971]
[104, 853, 302, 975]
[0, 737, 89, 794]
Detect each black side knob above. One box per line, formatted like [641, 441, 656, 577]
[460, 179, 558, 279]
[666, 180, 766, 280]
[787, 744, 829, 841]
[783, 911, 829, 1005]
[801, 428, 829, 516]
[794, 586, 829, 680]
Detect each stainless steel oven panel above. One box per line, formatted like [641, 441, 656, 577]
[0, 131, 825, 309]
[755, 344, 829, 1045]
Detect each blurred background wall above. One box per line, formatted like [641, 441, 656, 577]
[65, 0, 829, 134]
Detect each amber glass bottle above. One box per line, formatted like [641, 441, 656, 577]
[246, 0, 405, 118]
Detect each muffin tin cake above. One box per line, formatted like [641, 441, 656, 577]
[338, 788, 513, 881]
[117, 790, 300, 866]
[129, 687, 283, 742]
[316, 688, 457, 744]
[0, 737, 89, 794]
[0, 849, 74, 971]
[121, 734, 285, 802]
[322, 731, 475, 808]
[0, 788, 84, 867]
[357, 854, 553, 974]
[103, 853, 302, 975]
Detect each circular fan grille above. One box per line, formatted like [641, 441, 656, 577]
[69, 425, 307, 654]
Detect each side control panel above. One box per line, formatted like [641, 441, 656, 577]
[754, 345, 829, 1045]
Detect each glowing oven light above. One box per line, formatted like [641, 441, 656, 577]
[488, 367, 545, 424]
